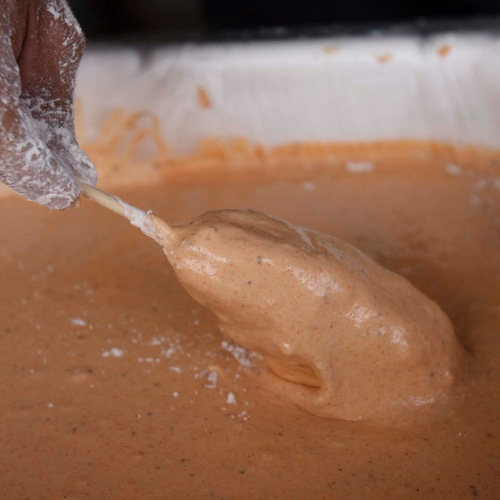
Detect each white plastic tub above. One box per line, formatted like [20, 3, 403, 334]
[76, 33, 500, 155]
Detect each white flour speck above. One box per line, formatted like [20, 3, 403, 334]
[149, 337, 166, 346]
[221, 340, 258, 368]
[445, 163, 462, 175]
[473, 179, 488, 190]
[226, 392, 236, 405]
[46, 2, 61, 20]
[163, 347, 177, 358]
[301, 181, 316, 191]
[138, 357, 158, 363]
[70, 318, 86, 326]
[346, 162, 374, 173]
[238, 410, 249, 421]
[102, 348, 124, 358]
[205, 370, 218, 388]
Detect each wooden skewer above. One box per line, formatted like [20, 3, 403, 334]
[77, 180, 175, 248]
[77, 180, 130, 219]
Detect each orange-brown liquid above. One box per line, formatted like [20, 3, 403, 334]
[1, 143, 500, 498]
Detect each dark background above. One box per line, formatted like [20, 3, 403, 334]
[68, 0, 500, 41]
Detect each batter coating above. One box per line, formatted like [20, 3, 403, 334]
[159, 209, 467, 421]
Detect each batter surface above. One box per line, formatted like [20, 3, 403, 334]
[1, 143, 500, 497]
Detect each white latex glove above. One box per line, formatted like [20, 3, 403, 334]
[0, 0, 96, 209]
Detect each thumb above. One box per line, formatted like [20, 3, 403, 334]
[0, 7, 79, 209]
[17, 0, 96, 186]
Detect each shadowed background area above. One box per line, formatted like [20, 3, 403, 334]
[68, 0, 500, 40]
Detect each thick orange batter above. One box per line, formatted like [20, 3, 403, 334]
[1, 142, 500, 497]
[151, 207, 466, 422]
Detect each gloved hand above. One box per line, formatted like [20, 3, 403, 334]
[0, 0, 96, 209]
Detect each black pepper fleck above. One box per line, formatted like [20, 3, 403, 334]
[469, 485, 479, 496]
